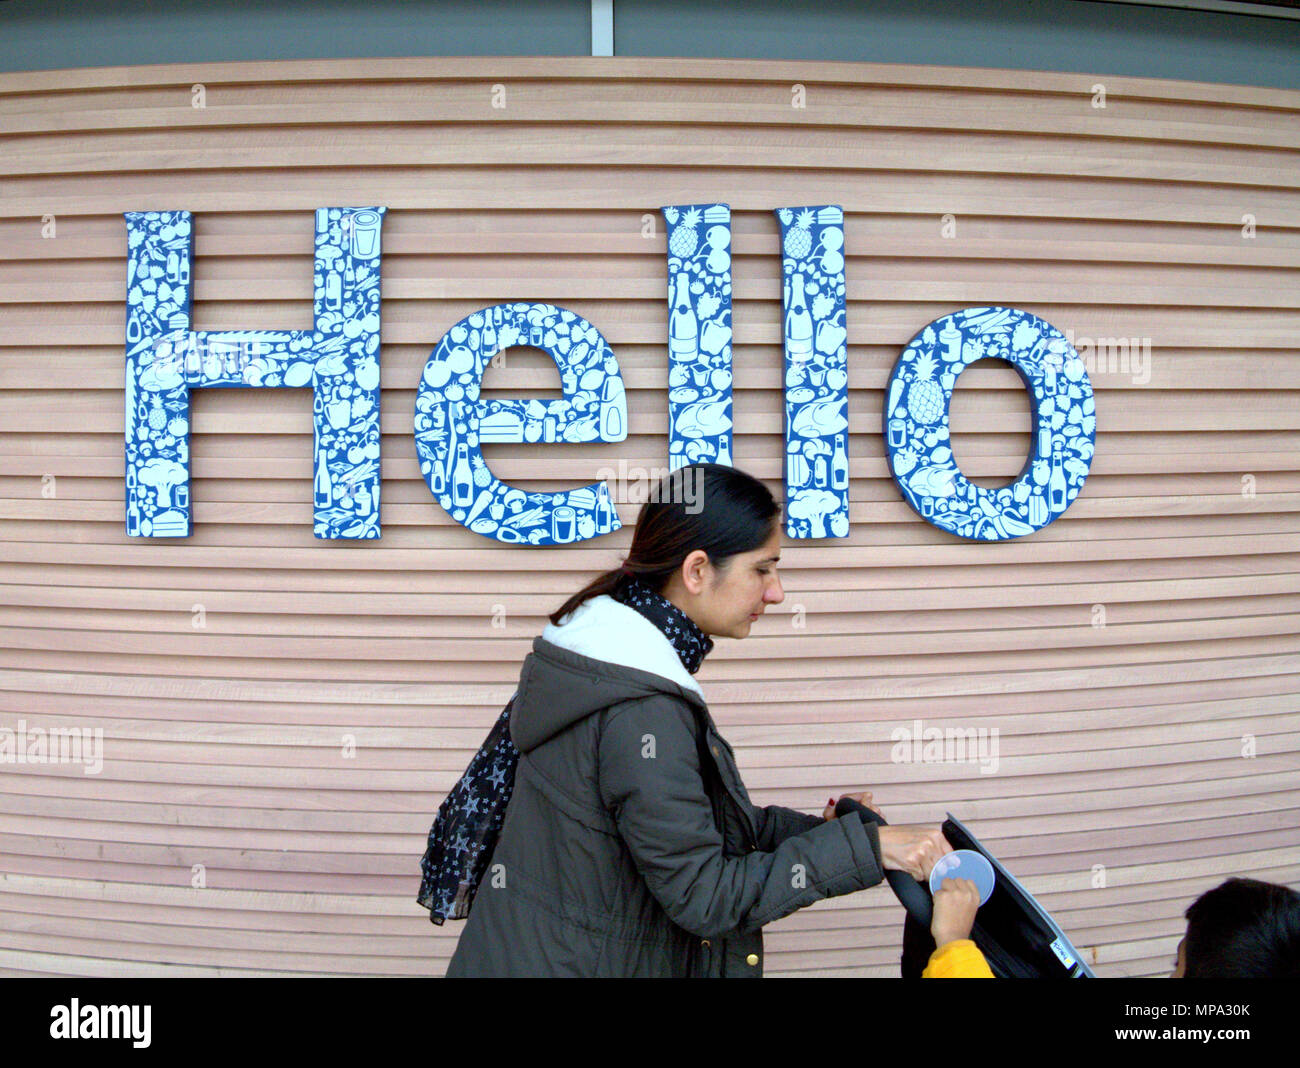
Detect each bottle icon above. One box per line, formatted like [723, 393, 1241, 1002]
[595, 488, 613, 533]
[482, 315, 497, 357]
[668, 272, 698, 362]
[786, 273, 813, 360]
[431, 456, 446, 495]
[831, 433, 848, 490]
[453, 443, 473, 507]
[166, 249, 180, 283]
[126, 499, 140, 537]
[356, 484, 372, 516]
[716, 436, 732, 466]
[939, 324, 963, 363]
[1049, 442, 1067, 510]
[814, 455, 828, 488]
[601, 375, 625, 439]
[325, 272, 342, 311]
[315, 460, 333, 508]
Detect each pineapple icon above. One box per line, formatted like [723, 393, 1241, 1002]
[669, 207, 702, 258]
[783, 208, 815, 260]
[147, 396, 168, 431]
[907, 351, 945, 425]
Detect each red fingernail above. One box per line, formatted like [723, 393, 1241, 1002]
[828, 796, 835, 805]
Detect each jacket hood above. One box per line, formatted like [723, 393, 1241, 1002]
[510, 594, 707, 753]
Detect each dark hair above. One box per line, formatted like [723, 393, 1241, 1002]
[549, 463, 780, 625]
[1183, 877, 1300, 978]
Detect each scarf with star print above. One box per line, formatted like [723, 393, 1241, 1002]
[417, 576, 712, 923]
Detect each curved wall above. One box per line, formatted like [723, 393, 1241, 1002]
[0, 55, 1297, 976]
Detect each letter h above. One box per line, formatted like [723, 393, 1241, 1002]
[123, 208, 386, 538]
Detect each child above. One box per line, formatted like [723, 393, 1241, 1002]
[1171, 877, 1300, 978]
[922, 876, 994, 978]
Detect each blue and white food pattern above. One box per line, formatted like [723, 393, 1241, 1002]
[883, 307, 1096, 540]
[662, 203, 734, 471]
[124, 207, 386, 539]
[776, 205, 850, 539]
[413, 303, 626, 544]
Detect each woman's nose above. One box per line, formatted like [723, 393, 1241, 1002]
[766, 574, 785, 604]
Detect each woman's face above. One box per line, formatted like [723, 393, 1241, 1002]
[674, 523, 785, 639]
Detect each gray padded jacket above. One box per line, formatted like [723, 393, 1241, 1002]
[444, 594, 885, 977]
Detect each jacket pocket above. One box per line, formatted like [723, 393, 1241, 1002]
[695, 723, 760, 850]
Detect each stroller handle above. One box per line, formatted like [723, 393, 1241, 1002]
[835, 796, 934, 927]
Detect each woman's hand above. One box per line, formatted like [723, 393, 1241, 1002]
[822, 791, 876, 821]
[876, 824, 952, 881]
[931, 877, 981, 947]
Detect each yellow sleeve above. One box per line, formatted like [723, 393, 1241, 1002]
[922, 939, 995, 978]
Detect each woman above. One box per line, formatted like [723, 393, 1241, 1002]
[444, 463, 951, 977]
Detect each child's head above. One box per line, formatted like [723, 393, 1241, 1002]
[1172, 877, 1300, 978]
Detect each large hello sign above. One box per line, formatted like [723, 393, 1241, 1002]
[123, 205, 1094, 544]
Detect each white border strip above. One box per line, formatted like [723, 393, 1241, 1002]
[591, 0, 614, 55]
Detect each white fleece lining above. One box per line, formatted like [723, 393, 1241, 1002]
[541, 594, 705, 699]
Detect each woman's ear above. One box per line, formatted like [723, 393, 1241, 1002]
[680, 549, 712, 595]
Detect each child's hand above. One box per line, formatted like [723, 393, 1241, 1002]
[931, 877, 981, 947]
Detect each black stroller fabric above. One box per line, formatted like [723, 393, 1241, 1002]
[835, 798, 1092, 978]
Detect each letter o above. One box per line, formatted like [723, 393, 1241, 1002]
[883, 307, 1095, 540]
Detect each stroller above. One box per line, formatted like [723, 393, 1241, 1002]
[836, 798, 1094, 978]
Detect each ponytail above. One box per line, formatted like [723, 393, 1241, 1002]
[549, 567, 633, 627]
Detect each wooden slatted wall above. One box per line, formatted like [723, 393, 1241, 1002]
[0, 56, 1297, 977]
